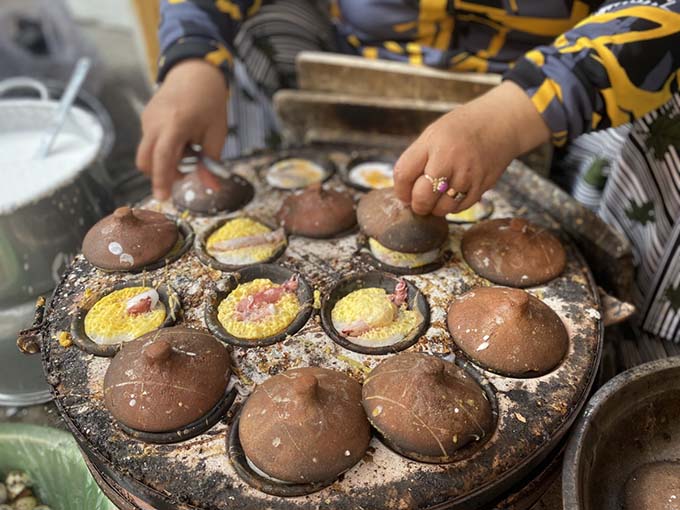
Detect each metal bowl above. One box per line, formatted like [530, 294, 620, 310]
[563, 356, 680, 510]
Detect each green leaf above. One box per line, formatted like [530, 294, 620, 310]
[646, 110, 680, 160]
[666, 284, 680, 312]
[0, 424, 113, 510]
[583, 157, 609, 188]
[625, 199, 655, 225]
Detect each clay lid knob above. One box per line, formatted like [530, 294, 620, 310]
[113, 206, 138, 224]
[309, 182, 323, 195]
[291, 372, 319, 401]
[509, 218, 529, 233]
[144, 339, 173, 365]
[420, 357, 446, 383]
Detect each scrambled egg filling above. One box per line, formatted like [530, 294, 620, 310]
[84, 287, 166, 345]
[267, 158, 325, 188]
[217, 279, 300, 339]
[331, 287, 421, 345]
[446, 201, 489, 223]
[206, 218, 284, 264]
[368, 238, 440, 268]
[350, 163, 394, 189]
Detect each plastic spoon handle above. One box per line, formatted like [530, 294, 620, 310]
[34, 58, 92, 159]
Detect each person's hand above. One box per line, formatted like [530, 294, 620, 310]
[136, 59, 229, 200]
[393, 81, 551, 216]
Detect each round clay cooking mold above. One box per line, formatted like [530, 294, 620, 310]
[343, 154, 396, 192]
[369, 357, 499, 463]
[119, 385, 237, 444]
[356, 234, 447, 275]
[277, 185, 359, 240]
[227, 412, 340, 497]
[91, 216, 194, 274]
[320, 271, 430, 355]
[447, 288, 570, 379]
[205, 264, 314, 349]
[445, 198, 494, 224]
[172, 171, 255, 217]
[70, 281, 181, 357]
[264, 154, 335, 191]
[195, 216, 288, 272]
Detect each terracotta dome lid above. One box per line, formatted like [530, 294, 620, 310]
[447, 286, 568, 377]
[172, 171, 254, 215]
[461, 217, 566, 287]
[362, 352, 494, 462]
[239, 367, 371, 483]
[356, 188, 448, 253]
[277, 183, 356, 238]
[103, 326, 231, 432]
[82, 207, 178, 271]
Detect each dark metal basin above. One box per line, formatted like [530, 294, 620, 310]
[563, 356, 680, 510]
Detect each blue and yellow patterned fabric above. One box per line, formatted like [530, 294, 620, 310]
[158, 0, 680, 147]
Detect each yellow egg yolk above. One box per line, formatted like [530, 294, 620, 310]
[206, 218, 284, 264]
[84, 287, 166, 345]
[368, 238, 440, 268]
[267, 159, 325, 188]
[217, 279, 300, 339]
[331, 287, 422, 345]
[446, 202, 488, 223]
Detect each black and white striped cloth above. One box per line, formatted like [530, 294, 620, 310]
[225, 0, 335, 157]
[599, 93, 680, 342]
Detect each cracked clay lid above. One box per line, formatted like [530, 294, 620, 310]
[82, 206, 179, 271]
[239, 367, 371, 483]
[103, 326, 231, 432]
[362, 352, 494, 462]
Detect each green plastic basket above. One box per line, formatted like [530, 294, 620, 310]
[0, 423, 113, 510]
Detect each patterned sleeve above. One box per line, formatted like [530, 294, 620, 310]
[504, 1, 680, 147]
[157, 0, 264, 83]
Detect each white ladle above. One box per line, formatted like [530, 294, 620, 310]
[34, 57, 91, 159]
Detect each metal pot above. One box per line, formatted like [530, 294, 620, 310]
[563, 356, 680, 510]
[0, 77, 114, 308]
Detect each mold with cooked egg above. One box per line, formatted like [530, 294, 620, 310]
[217, 276, 301, 340]
[445, 199, 493, 224]
[348, 161, 394, 190]
[84, 287, 166, 345]
[331, 279, 423, 348]
[205, 217, 287, 266]
[368, 238, 442, 269]
[266, 158, 328, 189]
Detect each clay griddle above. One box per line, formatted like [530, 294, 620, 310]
[40, 148, 601, 510]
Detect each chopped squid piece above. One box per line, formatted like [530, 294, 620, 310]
[210, 228, 286, 252]
[388, 280, 408, 307]
[125, 288, 160, 316]
[341, 320, 373, 338]
[235, 275, 299, 322]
